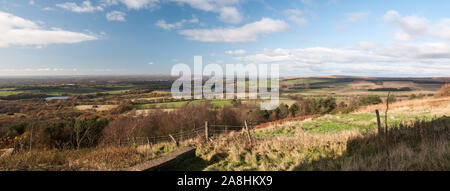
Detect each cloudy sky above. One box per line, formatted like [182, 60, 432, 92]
[0, 0, 450, 76]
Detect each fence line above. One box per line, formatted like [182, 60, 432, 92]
[110, 123, 245, 147]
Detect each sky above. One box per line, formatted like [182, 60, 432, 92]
[0, 0, 450, 77]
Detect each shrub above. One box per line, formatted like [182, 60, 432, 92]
[387, 94, 396, 103]
[335, 101, 353, 114]
[359, 95, 382, 106]
[295, 100, 311, 116]
[288, 104, 299, 117]
[110, 102, 134, 114]
[41, 122, 72, 149]
[72, 116, 109, 149]
[309, 97, 337, 114]
[275, 104, 290, 119]
[247, 109, 269, 126]
[8, 123, 27, 135]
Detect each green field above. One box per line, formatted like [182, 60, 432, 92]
[281, 78, 330, 86]
[280, 77, 442, 97]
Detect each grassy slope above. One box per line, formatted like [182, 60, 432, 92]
[171, 97, 450, 171]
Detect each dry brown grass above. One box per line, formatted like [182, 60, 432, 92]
[173, 115, 449, 171]
[0, 142, 179, 171]
[296, 117, 450, 170]
[171, 126, 363, 171]
[75, 105, 118, 111]
[435, 84, 450, 98]
[168, 95, 450, 171]
[354, 96, 450, 114]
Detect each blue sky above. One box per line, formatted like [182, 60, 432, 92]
[0, 0, 449, 76]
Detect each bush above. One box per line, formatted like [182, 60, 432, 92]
[72, 117, 109, 149]
[247, 109, 269, 126]
[37, 116, 109, 149]
[8, 123, 27, 135]
[41, 122, 72, 149]
[288, 104, 299, 117]
[387, 94, 396, 103]
[359, 95, 382, 106]
[309, 97, 337, 114]
[274, 104, 289, 119]
[294, 100, 311, 116]
[110, 102, 134, 114]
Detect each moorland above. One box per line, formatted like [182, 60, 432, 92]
[0, 75, 448, 170]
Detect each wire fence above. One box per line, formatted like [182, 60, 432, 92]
[115, 124, 245, 146]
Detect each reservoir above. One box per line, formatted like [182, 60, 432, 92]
[45, 96, 69, 101]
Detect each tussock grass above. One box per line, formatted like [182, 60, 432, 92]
[172, 116, 449, 171]
[171, 97, 450, 171]
[0, 142, 178, 171]
[296, 117, 450, 170]
[355, 97, 450, 114]
[171, 128, 362, 171]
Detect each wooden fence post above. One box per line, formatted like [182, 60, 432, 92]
[375, 110, 383, 136]
[244, 120, 253, 146]
[205, 121, 209, 141]
[29, 125, 33, 152]
[169, 134, 178, 146]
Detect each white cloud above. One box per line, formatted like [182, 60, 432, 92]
[155, 16, 198, 30]
[283, 9, 307, 26]
[0, 11, 98, 48]
[172, 0, 243, 23]
[56, 1, 104, 13]
[42, 7, 54, 11]
[106, 11, 126, 21]
[119, 0, 159, 9]
[225, 49, 246, 55]
[385, 10, 450, 41]
[178, 18, 289, 43]
[356, 41, 376, 50]
[346, 11, 369, 22]
[218, 7, 243, 24]
[234, 42, 450, 76]
[384, 10, 429, 41]
[59, 0, 241, 23]
[155, 20, 184, 30]
[0, 68, 121, 76]
[148, 61, 154, 65]
[432, 18, 450, 40]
